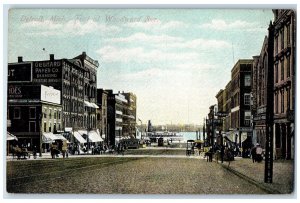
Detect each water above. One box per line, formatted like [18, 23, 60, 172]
[181, 131, 203, 141]
[136, 131, 204, 142]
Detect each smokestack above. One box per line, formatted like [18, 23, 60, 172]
[50, 54, 54, 61]
[18, 56, 23, 62]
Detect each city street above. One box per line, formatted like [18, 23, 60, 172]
[6, 156, 268, 194]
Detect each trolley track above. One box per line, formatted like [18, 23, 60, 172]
[7, 157, 141, 192]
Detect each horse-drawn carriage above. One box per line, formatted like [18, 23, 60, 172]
[12, 146, 30, 160]
[50, 140, 68, 159]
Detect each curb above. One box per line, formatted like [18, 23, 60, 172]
[220, 163, 282, 194]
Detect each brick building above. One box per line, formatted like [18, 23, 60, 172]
[272, 9, 296, 159]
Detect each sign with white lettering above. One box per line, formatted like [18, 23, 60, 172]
[8, 63, 32, 82]
[41, 85, 60, 104]
[32, 61, 62, 84]
[8, 85, 40, 99]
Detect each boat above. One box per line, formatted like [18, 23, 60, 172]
[146, 131, 184, 142]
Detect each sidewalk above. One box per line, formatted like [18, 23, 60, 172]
[218, 157, 294, 194]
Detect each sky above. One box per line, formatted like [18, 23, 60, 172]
[7, 8, 274, 125]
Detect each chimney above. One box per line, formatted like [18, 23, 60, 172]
[82, 51, 86, 56]
[18, 56, 23, 62]
[50, 54, 54, 61]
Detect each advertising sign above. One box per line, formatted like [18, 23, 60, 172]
[32, 60, 62, 84]
[8, 85, 40, 99]
[41, 85, 61, 104]
[8, 63, 32, 82]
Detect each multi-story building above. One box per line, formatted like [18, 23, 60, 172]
[252, 36, 269, 149]
[123, 92, 137, 138]
[106, 90, 137, 146]
[107, 90, 128, 146]
[97, 89, 108, 144]
[224, 81, 232, 133]
[7, 52, 101, 150]
[7, 84, 63, 152]
[230, 59, 253, 147]
[215, 89, 224, 133]
[272, 9, 296, 159]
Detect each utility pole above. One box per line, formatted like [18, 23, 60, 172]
[265, 21, 274, 183]
[203, 118, 206, 142]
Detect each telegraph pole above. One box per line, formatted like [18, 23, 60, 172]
[265, 21, 274, 183]
[203, 118, 206, 142]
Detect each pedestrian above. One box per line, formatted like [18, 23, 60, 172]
[255, 143, 263, 162]
[91, 145, 94, 155]
[251, 145, 257, 163]
[33, 145, 37, 159]
[208, 147, 213, 162]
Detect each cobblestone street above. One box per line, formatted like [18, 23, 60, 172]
[7, 156, 268, 195]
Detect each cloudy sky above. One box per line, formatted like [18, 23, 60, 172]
[8, 9, 274, 125]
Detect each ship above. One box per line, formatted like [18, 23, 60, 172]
[146, 131, 184, 142]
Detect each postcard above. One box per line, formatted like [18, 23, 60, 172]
[5, 7, 295, 196]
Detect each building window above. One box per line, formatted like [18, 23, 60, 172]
[275, 63, 278, 83]
[281, 61, 284, 81]
[281, 29, 284, 50]
[49, 123, 52, 132]
[244, 93, 250, 105]
[29, 107, 36, 119]
[244, 111, 251, 126]
[287, 56, 290, 78]
[281, 91, 284, 113]
[44, 122, 47, 132]
[49, 109, 52, 119]
[275, 92, 279, 114]
[53, 123, 57, 133]
[54, 110, 57, 119]
[244, 75, 251, 86]
[275, 36, 278, 54]
[287, 88, 290, 110]
[29, 121, 36, 132]
[14, 107, 21, 119]
[287, 24, 290, 45]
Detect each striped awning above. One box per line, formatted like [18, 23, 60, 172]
[84, 101, 99, 109]
[7, 132, 18, 141]
[74, 131, 87, 144]
[43, 133, 57, 143]
[78, 130, 103, 142]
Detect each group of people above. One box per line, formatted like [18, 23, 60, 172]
[204, 142, 264, 164]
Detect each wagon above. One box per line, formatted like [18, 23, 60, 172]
[12, 146, 30, 160]
[186, 140, 195, 156]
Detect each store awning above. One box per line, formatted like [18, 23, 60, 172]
[7, 132, 18, 141]
[78, 130, 103, 142]
[43, 132, 57, 143]
[84, 101, 93, 108]
[224, 136, 234, 143]
[89, 130, 103, 142]
[74, 131, 87, 144]
[54, 134, 67, 141]
[91, 103, 99, 109]
[84, 101, 99, 109]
